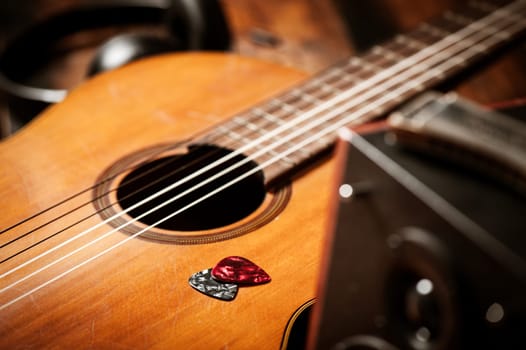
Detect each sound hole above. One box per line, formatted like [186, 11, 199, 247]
[116, 145, 266, 231]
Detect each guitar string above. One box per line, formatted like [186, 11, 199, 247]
[0, 80, 345, 248]
[0, 0, 496, 239]
[0, 0, 506, 243]
[0, 142, 183, 235]
[0, 57, 367, 263]
[0, 110, 294, 237]
[0, 24, 436, 252]
[0, 72, 364, 263]
[1, 0, 512, 243]
[1, 0, 524, 308]
[0, 47, 356, 242]
[1, 3, 525, 309]
[0, 0, 520, 278]
[0, 60, 332, 237]
[0, 0, 508, 270]
[0, 146, 242, 262]
[2, 13, 524, 310]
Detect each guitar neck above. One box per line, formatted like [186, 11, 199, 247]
[197, 0, 526, 185]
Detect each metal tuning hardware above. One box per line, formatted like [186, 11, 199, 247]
[387, 91, 526, 195]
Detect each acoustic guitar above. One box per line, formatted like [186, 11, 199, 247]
[1, 1, 525, 348]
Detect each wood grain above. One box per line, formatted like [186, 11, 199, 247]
[0, 1, 525, 349]
[0, 53, 335, 349]
[223, 0, 352, 72]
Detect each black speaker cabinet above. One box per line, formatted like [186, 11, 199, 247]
[308, 129, 526, 350]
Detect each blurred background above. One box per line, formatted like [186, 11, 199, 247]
[0, 0, 525, 137]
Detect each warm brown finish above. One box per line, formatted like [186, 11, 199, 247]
[1, 1, 526, 349]
[223, 0, 526, 102]
[0, 53, 326, 349]
[223, 0, 352, 72]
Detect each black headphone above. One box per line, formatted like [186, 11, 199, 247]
[0, 0, 230, 128]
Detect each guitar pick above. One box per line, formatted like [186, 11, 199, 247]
[211, 256, 271, 285]
[188, 268, 238, 301]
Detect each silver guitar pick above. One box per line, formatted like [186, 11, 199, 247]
[188, 268, 238, 301]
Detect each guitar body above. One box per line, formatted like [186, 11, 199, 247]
[0, 53, 335, 349]
[3, 0, 526, 345]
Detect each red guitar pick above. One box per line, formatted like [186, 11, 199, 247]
[212, 256, 271, 285]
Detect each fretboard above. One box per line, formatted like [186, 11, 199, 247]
[197, 0, 526, 185]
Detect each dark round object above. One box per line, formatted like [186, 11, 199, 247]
[0, 0, 230, 131]
[87, 33, 180, 76]
[115, 145, 266, 231]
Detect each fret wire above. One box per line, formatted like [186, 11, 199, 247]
[251, 105, 315, 151]
[253, 106, 289, 125]
[201, 108, 274, 145]
[415, 14, 522, 95]
[285, 4, 526, 152]
[306, 77, 343, 96]
[244, 105, 313, 159]
[337, 73, 361, 85]
[212, 93, 308, 141]
[409, 27, 449, 45]
[280, 93, 318, 112]
[283, 16, 526, 164]
[338, 67, 378, 86]
[315, 56, 385, 90]
[417, 19, 492, 52]
[301, 81, 340, 103]
[232, 121, 296, 165]
[284, 1, 526, 158]
[16, 13, 526, 303]
[395, 34, 428, 50]
[260, 91, 340, 153]
[3, 2, 526, 311]
[406, 25, 452, 46]
[336, 3, 522, 113]
[340, 5, 526, 121]
[311, 65, 344, 84]
[277, 89, 320, 112]
[349, 57, 383, 74]
[202, 60, 357, 148]
[466, 16, 525, 48]
[381, 40, 421, 60]
[440, 6, 506, 34]
[217, 122, 296, 165]
[271, 93, 336, 150]
[213, 125, 244, 150]
[324, 68, 363, 86]
[203, 0, 525, 179]
[288, 64, 349, 96]
[298, 91, 341, 113]
[409, 3, 516, 60]
[237, 0, 512, 149]
[254, 98, 302, 121]
[203, 91, 310, 148]
[253, 63, 356, 116]
[371, 45, 405, 61]
[360, 49, 403, 72]
[5, 3, 524, 254]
